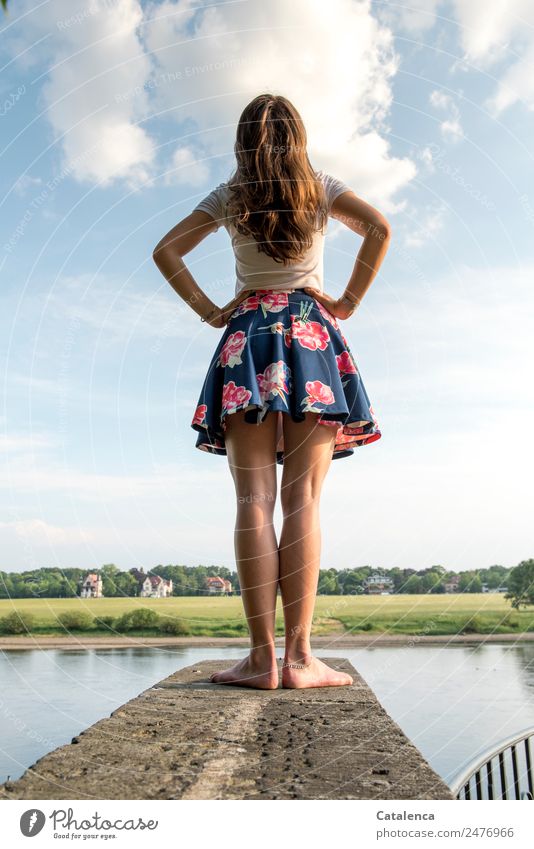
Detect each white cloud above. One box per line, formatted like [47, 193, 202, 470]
[440, 117, 463, 141]
[451, 0, 529, 63]
[429, 90, 464, 141]
[404, 202, 448, 247]
[418, 146, 435, 168]
[141, 0, 416, 209]
[484, 42, 534, 115]
[7, 0, 533, 198]
[0, 433, 57, 453]
[384, 0, 531, 64]
[13, 174, 44, 195]
[4, 0, 416, 203]
[7, 0, 156, 187]
[164, 146, 210, 186]
[377, 0, 441, 34]
[0, 518, 95, 545]
[386, 1, 534, 116]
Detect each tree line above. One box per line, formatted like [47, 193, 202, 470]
[318, 564, 510, 595]
[0, 561, 519, 599]
[0, 564, 237, 599]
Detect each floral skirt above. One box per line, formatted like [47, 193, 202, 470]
[191, 289, 381, 464]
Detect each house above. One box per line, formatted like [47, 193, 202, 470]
[80, 573, 103, 598]
[363, 574, 393, 595]
[206, 576, 233, 596]
[129, 568, 173, 598]
[444, 574, 461, 594]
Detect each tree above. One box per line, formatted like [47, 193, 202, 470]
[458, 572, 482, 593]
[480, 564, 509, 589]
[506, 560, 534, 609]
[99, 564, 124, 597]
[469, 575, 483, 593]
[395, 569, 418, 593]
[114, 571, 138, 597]
[342, 573, 364, 595]
[421, 571, 442, 593]
[404, 575, 423, 594]
[318, 572, 339, 594]
[388, 567, 402, 593]
[0, 573, 14, 599]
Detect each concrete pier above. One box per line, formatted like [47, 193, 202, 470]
[0, 658, 453, 800]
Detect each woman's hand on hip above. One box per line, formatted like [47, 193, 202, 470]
[303, 287, 358, 321]
[206, 290, 252, 328]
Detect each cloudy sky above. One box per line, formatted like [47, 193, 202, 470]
[1, 0, 533, 575]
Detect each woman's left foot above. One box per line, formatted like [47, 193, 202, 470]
[209, 651, 278, 689]
[282, 656, 353, 689]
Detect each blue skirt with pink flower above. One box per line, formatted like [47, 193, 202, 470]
[191, 289, 381, 464]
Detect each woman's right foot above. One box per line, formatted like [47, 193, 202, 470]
[282, 656, 353, 689]
[209, 651, 278, 689]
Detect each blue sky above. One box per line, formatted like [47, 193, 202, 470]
[1, 0, 533, 574]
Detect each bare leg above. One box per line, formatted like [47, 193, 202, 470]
[209, 410, 279, 689]
[279, 413, 353, 688]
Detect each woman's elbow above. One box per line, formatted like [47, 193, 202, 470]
[152, 242, 169, 267]
[377, 216, 392, 240]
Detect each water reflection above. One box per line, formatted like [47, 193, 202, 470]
[347, 643, 534, 784]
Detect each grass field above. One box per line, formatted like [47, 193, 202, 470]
[1, 593, 533, 637]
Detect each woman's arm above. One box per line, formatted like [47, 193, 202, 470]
[152, 210, 249, 328]
[305, 190, 392, 319]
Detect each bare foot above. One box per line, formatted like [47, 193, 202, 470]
[282, 656, 353, 689]
[209, 652, 278, 689]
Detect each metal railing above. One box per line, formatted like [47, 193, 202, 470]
[450, 726, 534, 800]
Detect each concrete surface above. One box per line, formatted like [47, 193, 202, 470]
[0, 658, 453, 800]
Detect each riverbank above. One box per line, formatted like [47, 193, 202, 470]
[2, 632, 534, 650]
[2, 594, 533, 640]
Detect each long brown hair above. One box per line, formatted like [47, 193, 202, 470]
[225, 94, 328, 264]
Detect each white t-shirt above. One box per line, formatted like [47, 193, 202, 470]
[192, 170, 352, 297]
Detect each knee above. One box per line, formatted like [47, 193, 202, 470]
[280, 478, 321, 517]
[235, 487, 276, 519]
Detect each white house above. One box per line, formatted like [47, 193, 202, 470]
[130, 568, 173, 598]
[363, 574, 393, 595]
[206, 576, 233, 596]
[80, 573, 103, 598]
[444, 574, 461, 594]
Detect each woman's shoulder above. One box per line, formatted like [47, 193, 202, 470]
[205, 181, 231, 199]
[314, 168, 350, 190]
[314, 169, 352, 209]
[193, 182, 232, 230]
[314, 168, 336, 185]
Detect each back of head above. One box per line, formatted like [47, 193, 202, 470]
[226, 93, 328, 265]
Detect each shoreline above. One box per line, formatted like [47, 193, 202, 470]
[1, 632, 534, 650]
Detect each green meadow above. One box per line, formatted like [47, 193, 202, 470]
[0, 593, 533, 637]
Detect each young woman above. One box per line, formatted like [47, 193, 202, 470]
[153, 93, 391, 690]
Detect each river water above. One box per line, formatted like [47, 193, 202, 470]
[1, 642, 533, 787]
